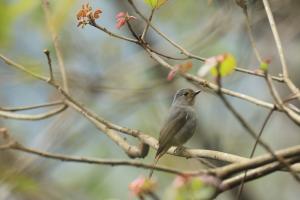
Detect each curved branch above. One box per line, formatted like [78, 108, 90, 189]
[0, 101, 64, 112]
[1, 142, 188, 176]
[0, 105, 67, 120]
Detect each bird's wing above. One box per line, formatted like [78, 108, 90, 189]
[156, 107, 189, 159]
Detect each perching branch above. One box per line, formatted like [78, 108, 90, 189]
[1, 129, 299, 184]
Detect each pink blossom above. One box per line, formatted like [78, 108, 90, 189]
[115, 12, 136, 29]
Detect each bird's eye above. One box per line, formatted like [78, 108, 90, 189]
[183, 92, 188, 96]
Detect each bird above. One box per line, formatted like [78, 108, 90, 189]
[148, 88, 201, 178]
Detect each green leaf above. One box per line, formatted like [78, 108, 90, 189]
[190, 178, 203, 190]
[260, 61, 269, 71]
[210, 53, 236, 77]
[144, 0, 168, 8]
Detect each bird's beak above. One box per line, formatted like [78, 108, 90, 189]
[193, 90, 201, 97]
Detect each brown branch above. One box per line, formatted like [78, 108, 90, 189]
[236, 108, 275, 199]
[2, 132, 300, 185]
[89, 21, 139, 44]
[262, 0, 300, 103]
[81, 14, 289, 112]
[43, 49, 54, 82]
[141, 49, 275, 110]
[2, 53, 300, 174]
[216, 144, 300, 178]
[0, 54, 48, 82]
[0, 105, 67, 121]
[265, 74, 300, 125]
[1, 130, 300, 183]
[216, 78, 300, 182]
[0, 101, 64, 112]
[1, 142, 187, 176]
[141, 8, 155, 40]
[221, 156, 300, 192]
[235, 67, 283, 82]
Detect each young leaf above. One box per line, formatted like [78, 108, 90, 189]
[210, 53, 236, 77]
[144, 0, 168, 9]
[260, 59, 270, 72]
[167, 61, 193, 81]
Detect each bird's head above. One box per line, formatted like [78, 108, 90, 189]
[172, 88, 201, 106]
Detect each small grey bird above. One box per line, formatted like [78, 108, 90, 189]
[149, 88, 201, 178]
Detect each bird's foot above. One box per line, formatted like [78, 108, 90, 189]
[174, 146, 186, 155]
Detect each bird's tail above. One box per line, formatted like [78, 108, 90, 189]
[148, 156, 160, 179]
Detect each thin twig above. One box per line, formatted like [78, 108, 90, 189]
[262, 0, 288, 77]
[41, 0, 69, 92]
[0, 101, 64, 112]
[216, 144, 300, 178]
[0, 106, 67, 121]
[89, 21, 139, 44]
[0, 54, 48, 82]
[235, 67, 283, 82]
[236, 108, 275, 200]
[142, 49, 275, 110]
[43, 49, 54, 82]
[217, 82, 300, 182]
[221, 156, 300, 192]
[84, 15, 288, 111]
[2, 130, 300, 181]
[141, 8, 155, 40]
[127, 0, 205, 62]
[265, 74, 300, 125]
[243, 7, 263, 63]
[262, 0, 300, 102]
[2, 53, 300, 173]
[2, 142, 187, 176]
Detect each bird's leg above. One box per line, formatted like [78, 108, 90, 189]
[174, 145, 186, 155]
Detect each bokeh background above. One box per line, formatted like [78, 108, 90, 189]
[1, 0, 300, 199]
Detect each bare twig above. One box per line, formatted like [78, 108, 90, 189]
[43, 49, 54, 82]
[262, 0, 300, 102]
[235, 67, 283, 82]
[0, 106, 67, 121]
[82, 16, 290, 112]
[2, 53, 300, 174]
[217, 144, 300, 178]
[1, 130, 300, 182]
[142, 49, 275, 110]
[0, 101, 64, 112]
[127, 0, 205, 62]
[242, 7, 263, 63]
[1, 142, 187, 176]
[89, 20, 139, 43]
[215, 66, 300, 182]
[41, 0, 69, 92]
[221, 156, 300, 192]
[141, 8, 155, 40]
[265, 74, 300, 125]
[236, 108, 275, 199]
[262, 0, 288, 77]
[217, 92, 300, 181]
[0, 54, 48, 82]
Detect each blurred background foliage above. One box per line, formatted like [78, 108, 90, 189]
[0, 0, 300, 199]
